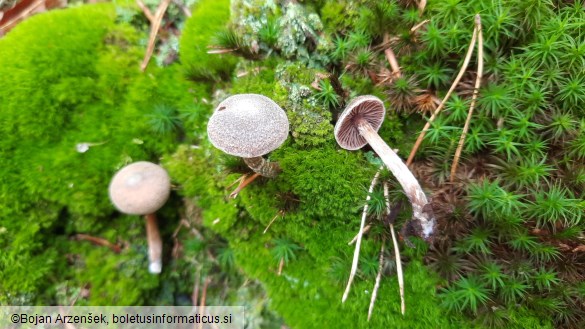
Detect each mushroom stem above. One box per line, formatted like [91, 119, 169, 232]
[355, 118, 435, 240]
[243, 156, 281, 178]
[145, 213, 163, 274]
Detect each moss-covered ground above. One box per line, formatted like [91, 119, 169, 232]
[1, 0, 584, 328]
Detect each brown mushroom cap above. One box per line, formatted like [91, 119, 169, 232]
[207, 94, 289, 158]
[334, 95, 386, 150]
[108, 161, 171, 215]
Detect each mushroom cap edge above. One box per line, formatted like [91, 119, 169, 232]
[108, 161, 171, 215]
[207, 94, 289, 158]
[334, 95, 386, 150]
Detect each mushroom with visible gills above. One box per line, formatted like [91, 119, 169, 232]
[334, 95, 436, 241]
[207, 94, 289, 195]
[108, 161, 171, 274]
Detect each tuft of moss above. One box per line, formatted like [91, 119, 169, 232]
[179, 0, 237, 80]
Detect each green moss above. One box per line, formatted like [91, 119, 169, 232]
[320, 1, 352, 32]
[0, 3, 198, 304]
[179, 0, 237, 79]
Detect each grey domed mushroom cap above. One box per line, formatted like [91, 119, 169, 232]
[109, 161, 171, 215]
[334, 95, 386, 150]
[207, 94, 289, 158]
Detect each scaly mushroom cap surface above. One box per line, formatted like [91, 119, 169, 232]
[207, 94, 289, 158]
[109, 161, 171, 215]
[334, 95, 386, 150]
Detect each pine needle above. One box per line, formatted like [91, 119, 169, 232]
[197, 277, 210, 329]
[418, 0, 427, 16]
[192, 268, 201, 306]
[342, 166, 383, 303]
[384, 181, 405, 315]
[406, 23, 479, 166]
[263, 210, 284, 234]
[140, 0, 172, 72]
[136, 0, 155, 23]
[348, 223, 372, 245]
[278, 257, 284, 276]
[450, 15, 483, 183]
[368, 237, 386, 321]
[229, 173, 261, 198]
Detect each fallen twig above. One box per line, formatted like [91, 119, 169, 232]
[277, 257, 284, 276]
[450, 15, 483, 183]
[342, 167, 383, 303]
[367, 238, 385, 321]
[410, 19, 429, 33]
[73, 234, 122, 253]
[140, 0, 172, 72]
[406, 23, 479, 165]
[383, 33, 401, 78]
[384, 182, 405, 315]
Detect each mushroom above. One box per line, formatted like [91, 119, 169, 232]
[334, 95, 435, 241]
[207, 94, 289, 187]
[108, 161, 171, 274]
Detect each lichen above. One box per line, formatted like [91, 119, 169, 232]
[276, 1, 330, 66]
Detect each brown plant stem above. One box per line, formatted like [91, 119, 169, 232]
[244, 156, 281, 178]
[450, 15, 483, 183]
[342, 167, 382, 303]
[356, 119, 435, 240]
[0, 0, 46, 35]
[145, 213, 163, 274]
[406, 25, 479, 166]
[140, 0, 172, 72]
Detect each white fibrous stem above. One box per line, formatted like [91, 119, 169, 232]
[145, 213, 163, 274]
[356, 118, 435, 240]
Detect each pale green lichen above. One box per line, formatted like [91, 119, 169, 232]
[230, 0, 279, 52]
[230, 0, 331, 66]
[277, 2, 330, 66]
[275, 62, 333, 147]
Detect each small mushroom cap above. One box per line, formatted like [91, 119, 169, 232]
[108, 161, 171, 215]
[334, 95, 386, 150]
[207, 94, 289, 158]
